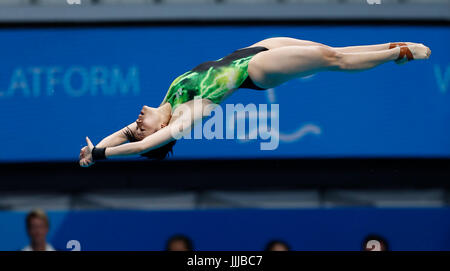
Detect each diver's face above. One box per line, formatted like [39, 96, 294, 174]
[135, 105, 161, 140]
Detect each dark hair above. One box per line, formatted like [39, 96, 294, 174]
[123, 127, 176, 160]
[362, 234, 389, 251]
[166, 234, 193, 251]
[265, 240, 290, 251]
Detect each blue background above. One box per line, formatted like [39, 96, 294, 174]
[0, 26, 449, 161]
[1, 208, 449, 251]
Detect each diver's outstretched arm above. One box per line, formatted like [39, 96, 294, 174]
[80, 100, 207, 167]
[95, 124, 132, 148]
[80, 126, 177, 167]
[105, 126, 177, 158]
[79, 123, 131, 164]
[102, 103, 203, 160]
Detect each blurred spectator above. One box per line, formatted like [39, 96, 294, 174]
[21, 209, 55, 251]
[265, 240, 290, 251]
[362, 234, 389, 251]
[166, 234, 193, 251]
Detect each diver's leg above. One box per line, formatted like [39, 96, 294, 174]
[334, 43, 404, 53]
[247, 37, 330, 50]
[248, 37, 419, 53]
[247, 44, 430, 89]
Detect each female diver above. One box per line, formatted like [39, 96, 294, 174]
[79, 37, 431, 167]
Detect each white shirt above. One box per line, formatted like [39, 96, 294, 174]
[21, 243, 56, 251]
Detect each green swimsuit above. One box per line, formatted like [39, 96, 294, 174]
[162, 46, 269, 111]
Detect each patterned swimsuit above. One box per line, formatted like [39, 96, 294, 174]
[162, 46, 269, 111]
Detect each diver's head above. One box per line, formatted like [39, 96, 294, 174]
[123, 103, 175, 160]
[135, 104, 172, 140]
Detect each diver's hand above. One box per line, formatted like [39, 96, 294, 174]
[79, 146, 92, 167]
[79, 136, 95, 167]
[79, 146, 87, 160]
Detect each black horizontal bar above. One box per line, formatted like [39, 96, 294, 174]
[0, 158, 449, 192]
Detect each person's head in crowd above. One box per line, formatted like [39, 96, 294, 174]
[265, 240, 290, 251]
[166, 234, 193, 251]
[362, 234, 389, 251]
[23, 209, 55, 251]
